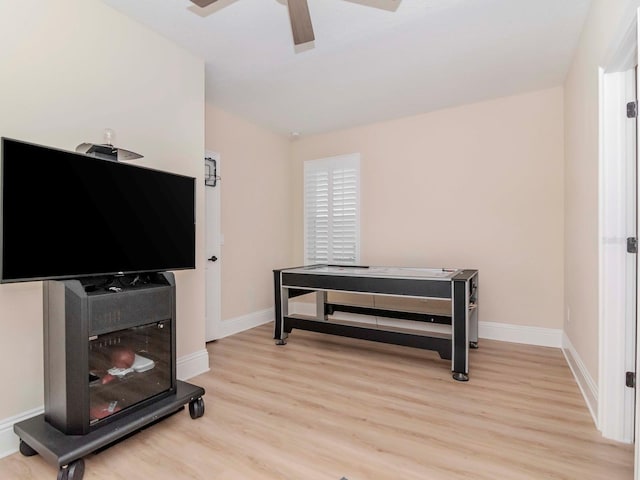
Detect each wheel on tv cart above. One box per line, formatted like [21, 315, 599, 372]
[189, 397, 205, 419]
[19, 439, 38, 457]
[57, 458, 84, 480]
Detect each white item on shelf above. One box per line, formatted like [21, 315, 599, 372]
[108, 366, 133, 377]
[107, 354, 155, 377]
[132, 354, 155, 373]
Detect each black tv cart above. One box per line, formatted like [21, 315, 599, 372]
[13, 272, 206, 480]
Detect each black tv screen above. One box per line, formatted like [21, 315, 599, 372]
[0, 137, 196, 283]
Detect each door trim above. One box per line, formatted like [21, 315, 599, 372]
[598, 11, 638, 444]
[205, 150, 222, 342]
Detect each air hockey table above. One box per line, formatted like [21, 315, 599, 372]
[273, 264, 479, 381]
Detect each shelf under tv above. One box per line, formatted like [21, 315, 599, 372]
[14, 380, 205, 480]
[13, 271, 206, 480]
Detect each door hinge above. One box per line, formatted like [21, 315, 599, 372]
[627, 237, 637, 253]
[627, 101, 638, 118]
[626, 371, 636, 388]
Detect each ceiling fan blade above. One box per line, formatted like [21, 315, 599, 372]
[287, 0, 315, 45]
[190, 0, 218, 7]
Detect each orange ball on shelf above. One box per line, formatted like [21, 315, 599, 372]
[110, 347, 135, 369]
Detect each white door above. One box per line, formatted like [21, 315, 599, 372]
[624, 62, 637, 444]
[205, 151, 221, 342]
[635, 10, 640, 480]
[601, 65, 637, 444]
[629, 60, 638, 446]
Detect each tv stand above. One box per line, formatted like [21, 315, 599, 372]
[13, 272, 206, 480]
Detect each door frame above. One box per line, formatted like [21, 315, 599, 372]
[598, 8, 638, 445]
[205, 150, 222, 342]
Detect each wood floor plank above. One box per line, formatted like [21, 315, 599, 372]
[0, 323, 633, 479]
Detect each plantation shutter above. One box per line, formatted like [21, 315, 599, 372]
[304, 154, 360, 265]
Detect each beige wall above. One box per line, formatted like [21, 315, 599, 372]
[563, 0, 639, 381]
[205, 105, 292, 321]
[0, 0, 205, 420]
[291, 87, 565, 329]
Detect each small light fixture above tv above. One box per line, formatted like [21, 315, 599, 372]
[76, 128, 143, 161]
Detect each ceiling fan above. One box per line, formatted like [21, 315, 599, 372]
[190, 0, 372, 46]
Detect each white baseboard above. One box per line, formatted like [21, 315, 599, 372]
[479, 321, 562, 348]
[562, 332, 598, 426]
[213, 307, 273, 340]
[0, 350, 211, 460]
[0, 406, 43, 459]
[177, 348, 210, 381]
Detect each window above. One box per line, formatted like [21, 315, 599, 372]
[304, 154, 360, 265]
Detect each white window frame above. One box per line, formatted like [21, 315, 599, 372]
[304, 153, 361, 265]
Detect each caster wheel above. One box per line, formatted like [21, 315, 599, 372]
[469, 342, 479, 349]
[275, 339, 287, 345]
[19, 440, 38, 457]
[452, 372, 469, 382]
[67, 459, 85, 480]
[189, 397, 205, 419]
[57, 459, 85, 480]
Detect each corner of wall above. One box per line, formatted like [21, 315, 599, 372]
[562, 331, 598, 427]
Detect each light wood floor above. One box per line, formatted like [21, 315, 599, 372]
[0, 323, 634, 479]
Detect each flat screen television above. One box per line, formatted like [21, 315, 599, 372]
[0, 137, 196, 283]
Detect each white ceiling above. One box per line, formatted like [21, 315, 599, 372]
[101, 0, 592, 136]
